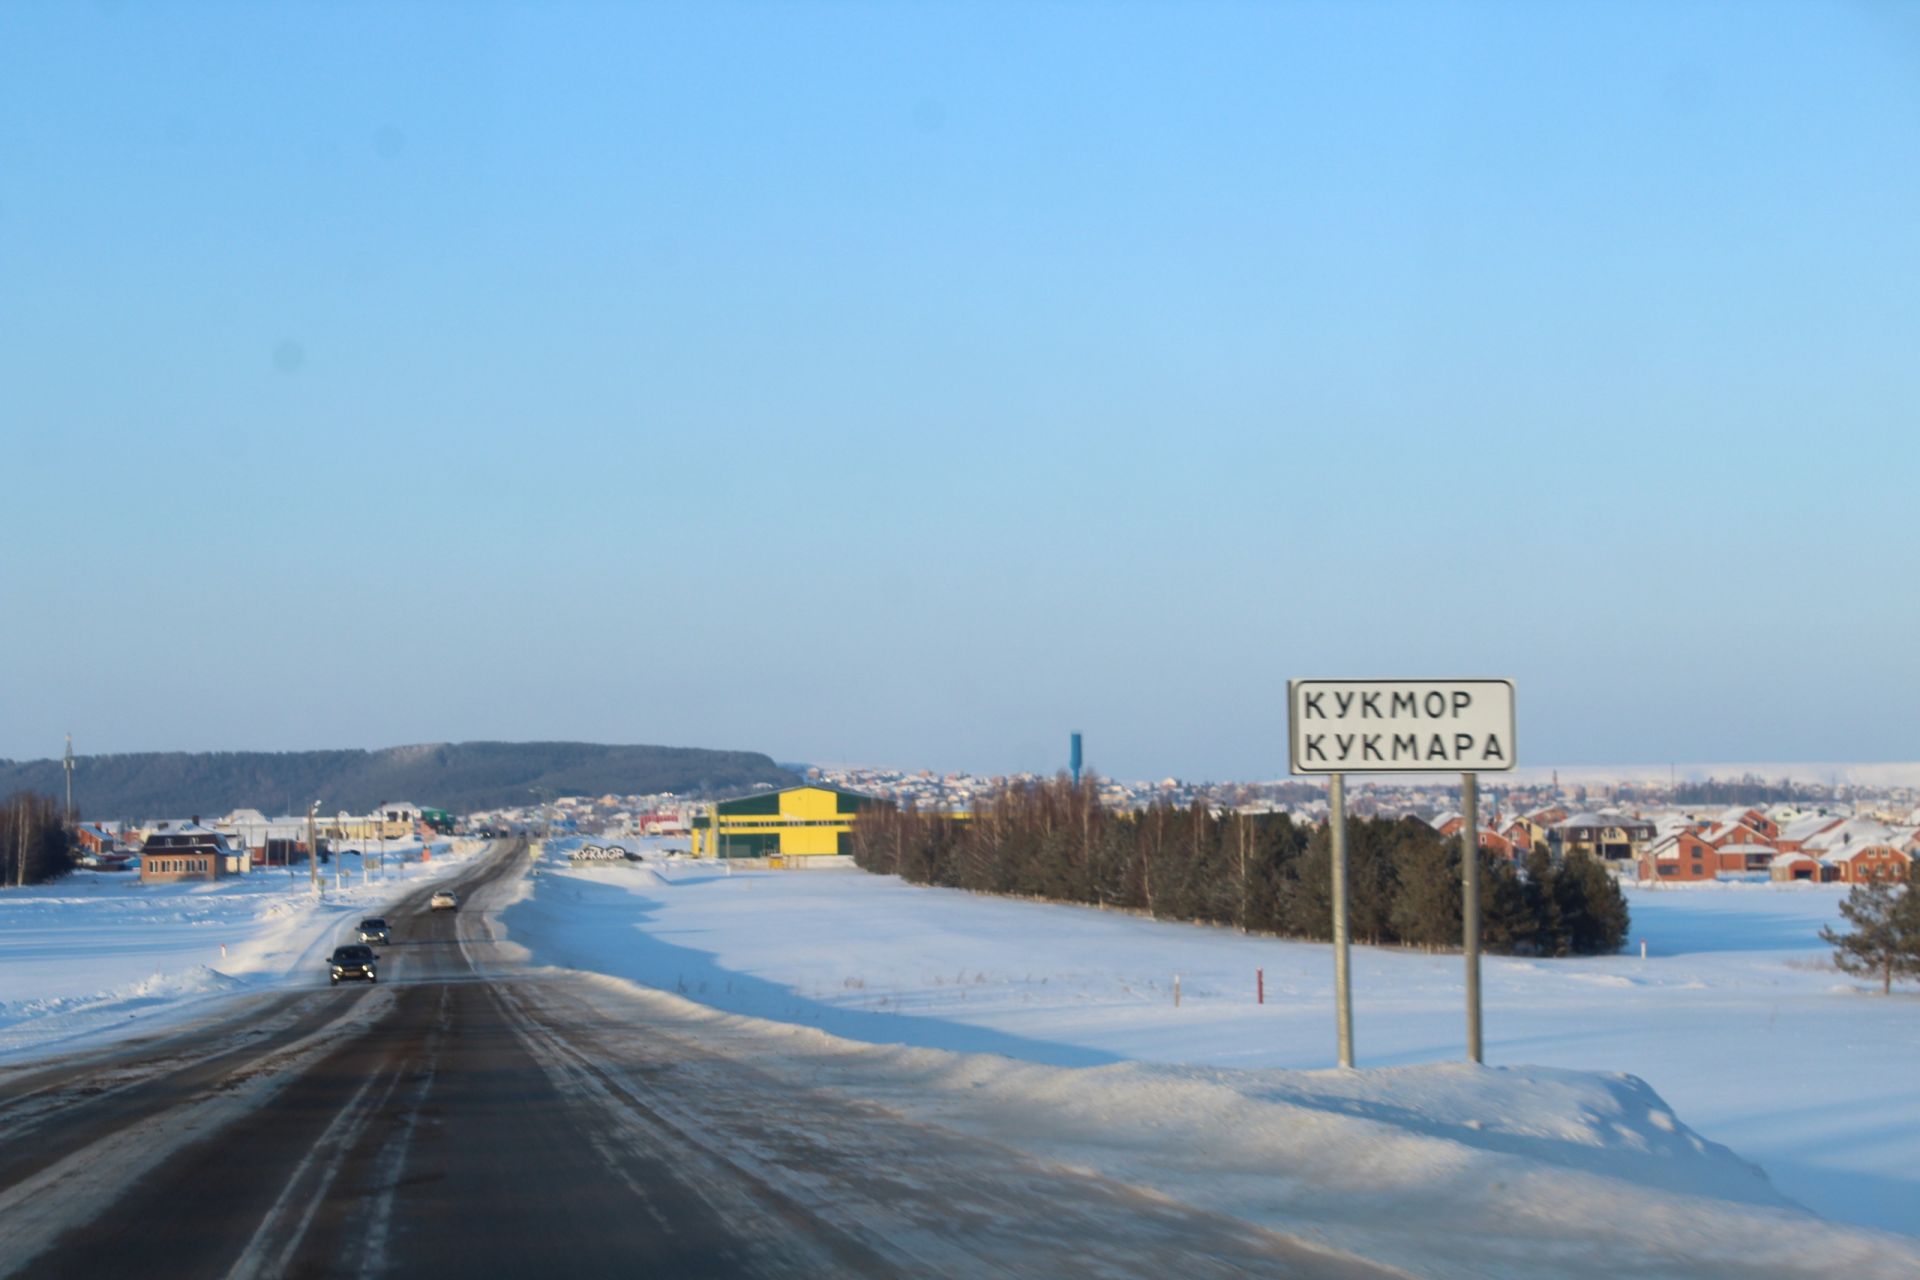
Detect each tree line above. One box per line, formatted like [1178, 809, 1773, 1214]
[0, 791, 73, 886]
[0, 741, 798, 819]
[850, 775, 1630, 956]
[1673, 775, 1826, 805]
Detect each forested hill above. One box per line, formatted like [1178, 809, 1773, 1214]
[0, 742, 799, 821]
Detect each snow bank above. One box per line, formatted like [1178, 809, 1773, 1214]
[540, 971, 1920, 1280]
[0, 844, 486, 1062]
[497, 861, 1920, 1237]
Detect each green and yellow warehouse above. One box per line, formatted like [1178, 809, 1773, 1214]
[690, 784, 885, 859]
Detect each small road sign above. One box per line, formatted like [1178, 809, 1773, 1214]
[1288, 679, 1516, 774]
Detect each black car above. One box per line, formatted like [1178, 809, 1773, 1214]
[329, 944, 378, 985]
[357, 917, 391, 945]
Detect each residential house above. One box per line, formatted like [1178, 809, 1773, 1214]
[1776, 813, 1846, 854]
[1829, 842, 1913, 884]
[1639, 831, 1716, 882]
[1555, 814, 1657, 864]
[140, 825, 248, 882]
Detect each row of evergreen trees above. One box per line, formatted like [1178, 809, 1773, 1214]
[0, 791, 73, 887]
[849, 776, 1630, 956]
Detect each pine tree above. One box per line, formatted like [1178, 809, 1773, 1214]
[1478, 854, 1536, 952]
[1523, 845, 1566, 956]
[1820, 877, 1920, 994]
[1389, 830, 1459, 949]
[1559, 852, 1631, 954]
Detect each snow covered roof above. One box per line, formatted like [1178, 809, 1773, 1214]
[1556, 813, 1656, 835]
[1804, 819, 1902, 852]
[1779, 814, 1844, 844]
[1828, 842, 1911, 863]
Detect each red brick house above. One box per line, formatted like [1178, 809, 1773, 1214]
[1711, 808, 1779, 842]
[1640, 832, 1716, 882]
[75, 823, 118, 855]
[1475, 827, 1517, 863]
[1832, 844, 1913, 884]
[1501, 817, 1544, 855]
[1776, 815, 1845, 853]
[1714, 843, 1778, 876]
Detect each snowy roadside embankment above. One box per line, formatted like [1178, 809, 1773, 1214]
[498, 845, 1919, 1241]
[473, 850, 1919, 1277]
[0, 841, 480, 1062]
[560, 978, 1918, 1279]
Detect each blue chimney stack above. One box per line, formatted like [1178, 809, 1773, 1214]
[1070, 732, 1083, 785]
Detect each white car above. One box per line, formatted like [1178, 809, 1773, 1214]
[429, 890, 458, 911]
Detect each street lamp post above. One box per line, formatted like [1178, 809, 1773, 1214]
[307, 801, 322, 896]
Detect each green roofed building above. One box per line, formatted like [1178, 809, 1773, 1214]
[690, 784, 886, 859]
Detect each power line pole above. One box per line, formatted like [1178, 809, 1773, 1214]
[308, 801, 322, 896]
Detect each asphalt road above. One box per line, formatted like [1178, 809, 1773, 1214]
[0, 842, 1395, 1280]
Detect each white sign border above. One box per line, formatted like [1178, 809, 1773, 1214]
[1287, 677, 1517, 775]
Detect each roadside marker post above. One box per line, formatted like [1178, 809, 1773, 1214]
[1288, 679, 1516, 1070]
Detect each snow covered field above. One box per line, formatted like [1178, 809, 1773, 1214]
[0, 840, 480, 1061]
[504, 842, 1919, 1239]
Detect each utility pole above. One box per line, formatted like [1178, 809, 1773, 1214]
[308, 801, 322, 896]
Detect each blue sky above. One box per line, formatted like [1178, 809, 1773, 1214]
[3, 1, 1917, 779]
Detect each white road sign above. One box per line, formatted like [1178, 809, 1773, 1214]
[1288, 679, 1516, 774]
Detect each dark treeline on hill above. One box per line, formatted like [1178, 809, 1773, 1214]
[1, 792, 72, 886]
[851, 776, 1631, 957]
[0, 742, 797, 820]
[1673, 775, 1829, 806]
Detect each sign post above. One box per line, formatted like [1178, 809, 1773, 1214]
[1289, 679, 1515, 1069]
[1328, 771, 1354, 1068]
[1461, 772, 1482, 1064]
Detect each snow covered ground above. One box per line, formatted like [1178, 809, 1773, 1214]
[505, 841, 1919, 1239]
[6, 834, 1913, 1274]
[0, 839, 481, 1062]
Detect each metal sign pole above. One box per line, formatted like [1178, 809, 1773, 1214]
[1329, 771, 1354, 1068]
[1461, 771, 1483, 1064]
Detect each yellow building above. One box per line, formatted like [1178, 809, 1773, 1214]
[689, 785, 885, 859]
[323, 814, 414, 842]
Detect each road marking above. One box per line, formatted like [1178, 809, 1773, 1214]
[0, 987, 397, 1280]
[353, 988, 449, 1280]
[225, 1062, 406, 1280]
